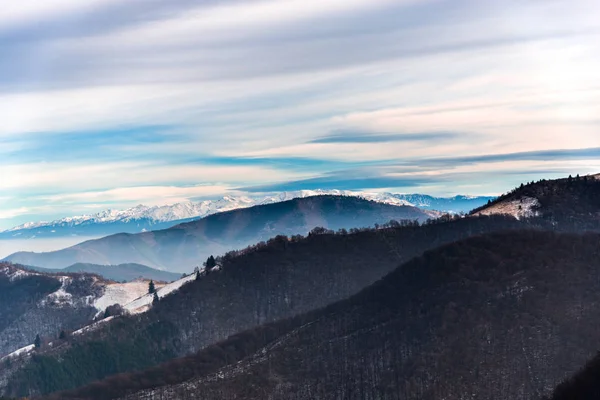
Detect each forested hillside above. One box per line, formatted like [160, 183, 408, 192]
[4, 175, 599, 398]
[473, 173, 600, 226]
[2, 215, 533, 397]
[47, 231, 600, 400]
[0, 264, 101, 358]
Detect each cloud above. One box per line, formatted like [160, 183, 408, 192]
[39, 185, 232, 206]
[0, 161, 298, 194]
[422, 147, 600, 167]
[310, 131, 460, 144]
[239, 173, 438, 192]
[240, 153, 600, 194]
[0, 207, 32, 220]
[1, 0, 600, 229]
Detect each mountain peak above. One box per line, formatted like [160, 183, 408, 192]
[1, 191, 494, 239]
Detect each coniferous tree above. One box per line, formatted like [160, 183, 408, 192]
[207, 256, 216, 269]
[34, 334, 41, 349]
[204, 256, 216, 274]
[148, 280, 156, 294]
[152, 292, 160, 305]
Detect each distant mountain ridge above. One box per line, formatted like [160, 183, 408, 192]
[26, 263, 182, 283]
[1, 190, 494, 239]
[2, 196, 437, 271]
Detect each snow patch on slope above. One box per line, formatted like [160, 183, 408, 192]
[93, 280, 165, 313]
[74, 274, 197, 340]
[124, 273, 197, 314]
[72, 316, 116, 336]
[474, 196, 540, 220]
[0, 264, 37, 281]
[41, 276, 74, 306]
[0, 344, 35, 361]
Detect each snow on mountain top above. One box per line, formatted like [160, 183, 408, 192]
[3, 190, 491, 234]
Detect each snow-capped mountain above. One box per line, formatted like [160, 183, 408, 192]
[1, 190, 494, 239]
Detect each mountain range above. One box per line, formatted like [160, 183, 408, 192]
[2, 196, 439, 271]
[0, 191, 494, 239]
[1, 174, 599, 400]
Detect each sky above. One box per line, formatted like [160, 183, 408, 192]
[0, 0, 599, 230]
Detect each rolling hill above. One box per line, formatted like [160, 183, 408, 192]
[43, 230, 600, 400]
[1, 214, 531, 397]
[0, 264, 102, 358]
[0, 263, 190, 361]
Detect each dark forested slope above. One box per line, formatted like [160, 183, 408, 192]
[0, 264, 102, 358]
[544, 351, 600, 400]
[48, 231, 600, 400]
[472, 173, 600, 227]
[3, 215, 533, 397]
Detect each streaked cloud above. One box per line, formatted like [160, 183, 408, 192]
[0, 0, 599, 229]
[310, 131, 460, 144]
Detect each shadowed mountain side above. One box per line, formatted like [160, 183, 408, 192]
[46, 231, 600, 400]
[3, 196, 436, 272]
[0, 218, 198, 240]
[544, 351, 600, 400]
[3, 215, 534, 397]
